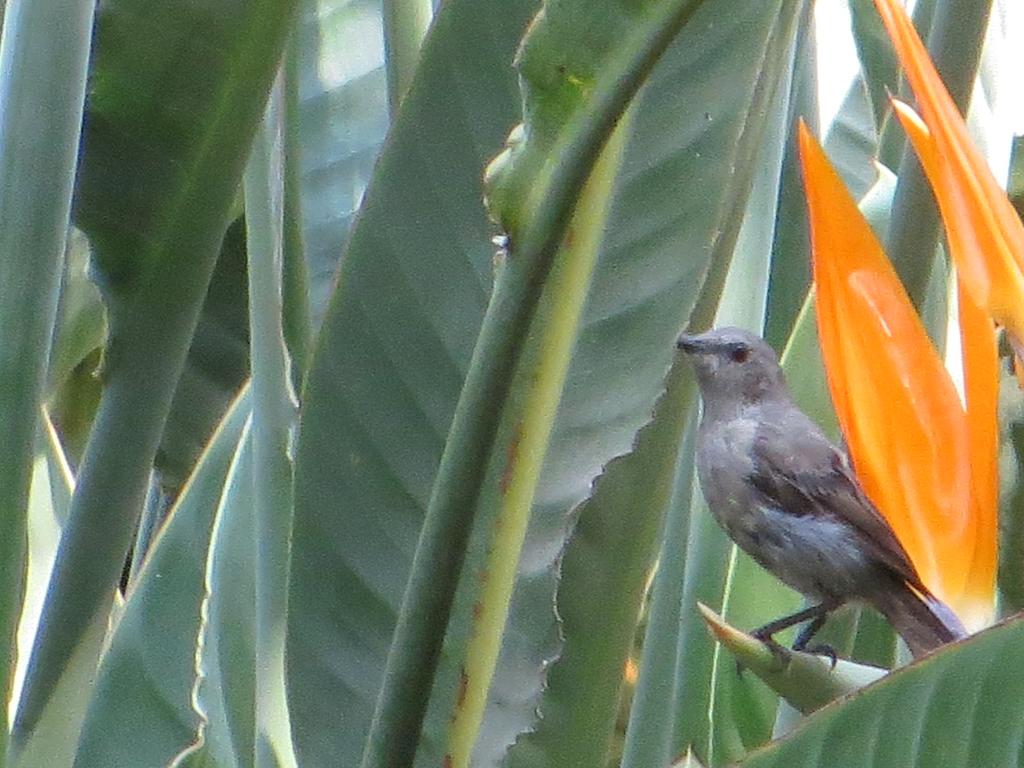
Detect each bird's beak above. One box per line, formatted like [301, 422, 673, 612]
[676, 333, 706, 354]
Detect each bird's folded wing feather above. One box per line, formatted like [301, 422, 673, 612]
[747, 414, 928, 594]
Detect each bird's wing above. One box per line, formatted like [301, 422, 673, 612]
[747, 410, 929, 595]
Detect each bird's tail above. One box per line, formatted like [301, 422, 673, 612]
[871, 582, 967, 658]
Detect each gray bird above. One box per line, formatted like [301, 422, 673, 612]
[677, 326, 966, 659]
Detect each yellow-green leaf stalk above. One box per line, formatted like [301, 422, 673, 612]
[444, 115, 631, 768]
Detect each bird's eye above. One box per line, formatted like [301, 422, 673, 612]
[730, 345, 750, 363]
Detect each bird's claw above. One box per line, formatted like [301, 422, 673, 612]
[800, 643, 838, 670]
[739, 631, 838, 675]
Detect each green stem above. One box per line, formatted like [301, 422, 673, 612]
[0, 0, 94, 755]
[443, 115, 627, 768]
[620, 395, 698, 768]
[244, 70, 300, 768]
[13, 321, 210, 768]
[282, 41, 313, 378]
[11, 258, 224, 749]
[764, 5, 817, 350]
[358, 223, 548, 768]
[885, 0, 993, 307]
[383, 0, 433, 115]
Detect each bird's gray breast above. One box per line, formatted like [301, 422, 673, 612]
[695, 411, 874, 600]
[695, 413, 766, 555]
[695, 412, 759, 527]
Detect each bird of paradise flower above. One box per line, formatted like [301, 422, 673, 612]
[796, 0, 1014, 633]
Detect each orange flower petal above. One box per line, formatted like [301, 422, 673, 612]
[956, 277, 998, 629]
[876, 0, 1024, 356]
[891, 102, 995, 306]
[798, 122, 972, 609]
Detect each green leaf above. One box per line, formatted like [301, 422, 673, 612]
[12, 418, 72, 724]
[193, 425, 257, 768]
[290, 0, 831, 765]
[622, 8, 805, 760]
[475, 0, 810, 762]
[293, 0, 391, 322]
[666, 493, 732, 761]
[764, 17, 817, 350]
[967, 0, 1020, 188]
[442, 116, 629, 768]
[47, 229, 106, 402]
[778, 296, 836, 439]
[73, 388, 251, 768]
[847, 0, 900, 133]
[484, 0, 710, 244]
[858, 0, 936, 175]
[620, 417, 699, 768]
[737, 617, 1024, 767]
[872, 0, 937, 171]
[672, 751, 708, 768]
[11, 613, 109, 768]
[702, 14, 807, 760]
[135, 218, 251, 572]
[501, 360, 695, 768]
[285, 0, 534, 763]
[281, 52, 313, 377]
[0, 0, 93, 748]
[290, 1, 849, 766]
[1010, 136, 1024, 218]
[13, 0, 302, 750]
[170, 743, 222, 768]
[997, 364, 1024, 612]
[157, 220, 250, 494]
[823, 82, 880, 202]
[46, 230, 106, 468]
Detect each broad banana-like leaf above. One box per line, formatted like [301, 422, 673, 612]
[738, 616, 1024, 768]
[285, 0, 534, 762]
[288, 0, 814, 763]
[499, 360, 695, 768]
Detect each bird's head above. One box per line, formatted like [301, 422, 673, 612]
[676, 327, 787, 407]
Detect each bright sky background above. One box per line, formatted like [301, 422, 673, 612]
[814, 0, 1024, 140]
[814, 0, 860, 130]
